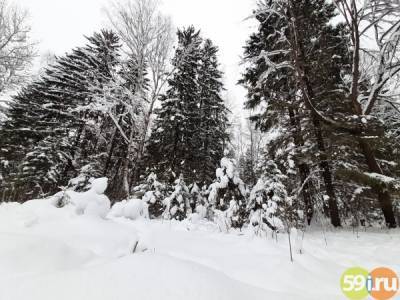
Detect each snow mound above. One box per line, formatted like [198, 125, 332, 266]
[109, 198, 149, 220]
[0, 234, 93, 278]
[62, 177, 111, 218]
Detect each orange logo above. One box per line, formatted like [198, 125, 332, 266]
[369, 267, 399, 300]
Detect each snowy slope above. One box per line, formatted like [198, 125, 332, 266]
[0, 198, 399, 300]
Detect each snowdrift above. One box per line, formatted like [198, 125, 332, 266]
[0, 182, 399, 300]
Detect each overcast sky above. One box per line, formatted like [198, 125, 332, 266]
[13, 0, 257, 114]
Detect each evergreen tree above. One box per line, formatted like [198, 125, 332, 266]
[133, 172, 166, 218]
[163, 174, 190, 220]
[0, 30, 121, 201]
[240, 0, 351, 227]
[147, 26, 203, 183]
[196, 39, 229, 184]
[208, 153, 248, 229]
[147, 28, 228, 185]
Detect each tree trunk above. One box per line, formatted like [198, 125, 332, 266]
[104, 110, 125, 176]
[311, 115, 341, 227]
[287, 5, 341, 227]
[288, 107, 314, 225]
[62, 121, 85, 180]
[358, 138, 397, 228]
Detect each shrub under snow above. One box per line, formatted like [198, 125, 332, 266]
[109, 198, 149, 220]
[55, 177, 111, 218]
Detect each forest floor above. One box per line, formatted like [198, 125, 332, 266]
[0, 198, 399, 300]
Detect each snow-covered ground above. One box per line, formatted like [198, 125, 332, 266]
[0, 197, 399, 300]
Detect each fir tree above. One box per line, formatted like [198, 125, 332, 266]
[240, 0, 351, 227]
[196, 39, 229, 184]
[209, 153, 248, 229]
[0, 30, 121, 201]
[163, 174, 190, 220]
[147, 26, 203, 183]
[147, 27, 228, 185]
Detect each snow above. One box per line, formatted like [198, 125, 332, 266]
[0, 196, 399, 300]
[61, 177, 111, 218]
[364, 172, 396, 184]
[109, 198, 149, 220]
[220, 157, 235, 179]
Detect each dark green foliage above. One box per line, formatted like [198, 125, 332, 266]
[0, 30, 121, 202]
[147, 27, 228, 185]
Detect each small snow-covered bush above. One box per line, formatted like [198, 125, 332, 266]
[109, 198, 149, 220]
[208, 155, 248, 229]
[248, 160, 300, 236]
[190, 183, 211, 220]
[163, 175, 190, 220]
[132, 173, 166, 218]
[55, 177, 111, 218]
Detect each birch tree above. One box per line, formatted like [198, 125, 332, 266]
[331, 0, 400, 227]
[105, 0, 174, 184]
[0, 0, 35, 94]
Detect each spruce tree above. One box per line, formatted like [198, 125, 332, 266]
[147, 26, 202, 183]
[0, 30, 121, 202]
[240, 0, 351, 227]
[196, 39, 229, 184]
[147, 27, 228, 185]
[208, 153, 248, 229]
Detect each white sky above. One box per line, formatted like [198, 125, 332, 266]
[13, 0, 257, 114]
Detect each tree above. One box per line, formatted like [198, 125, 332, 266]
[238, 117, 263, 186]
[133, 172, 166, 218]
[147, 27, 228, 185]
[248, 159, 301, 236]
[208, 153, 248, 229]
[105, 0, 174, 184]
[0, 0, 35, 94]
[91, 57, 148, 200]
[163, 174, 190, 220]
[146, 26, 203, 182]
[329, 0, 400, 228]
[241, 0, 349, 227]
[243, 0, 400, 228]
[0, 30, 122, 202]
[196, 39, 229, 184]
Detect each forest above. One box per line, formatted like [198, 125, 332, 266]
[1, 0, 400, 232]
[1, 0, 400, 299]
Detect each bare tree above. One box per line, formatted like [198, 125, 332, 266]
[91, 69, 146, 199]
[0, 0, 35, 94]
[330, 0, 400, 227]
[105, 0, 174, 184]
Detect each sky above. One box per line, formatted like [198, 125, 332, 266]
[13, 0, 258, 115]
